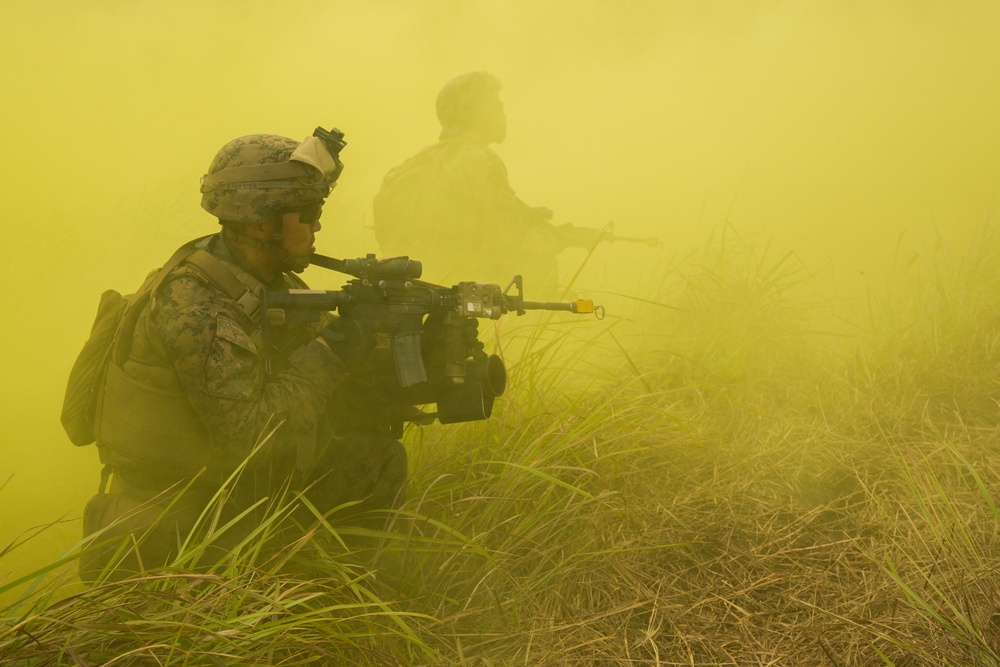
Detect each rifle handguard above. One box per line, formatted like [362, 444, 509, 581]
[269, 254, 605, 432]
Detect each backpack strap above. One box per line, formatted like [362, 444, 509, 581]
[112, 235, 275, 366]
[110, 236, 213, 367]
[183, 249, 264, 322]
[148, 235, 215, 296]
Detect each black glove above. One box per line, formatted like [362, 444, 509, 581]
[465, 318, 485, 357]
[422, 314, 484, 364]
[319, 317, 375, 370]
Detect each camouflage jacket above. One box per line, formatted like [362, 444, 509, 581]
[373, 130, 560, 291]
[119, 233, 345, 474]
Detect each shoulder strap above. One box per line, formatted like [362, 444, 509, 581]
[148, 235, 215, 295]
[111, 235, 277, 366]
[183, 249, 264, 321]
[110, 236, 213, 367]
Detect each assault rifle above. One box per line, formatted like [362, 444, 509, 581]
[552, 221, 663, 250]
[263, 253, 604, 438]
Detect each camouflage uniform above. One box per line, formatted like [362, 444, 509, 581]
[373, 74, 562, 295]
[80, 132, 406, 582]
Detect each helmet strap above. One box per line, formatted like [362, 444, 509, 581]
[269, 222, 284, 247]
[222, 224, 268, 252]
[221, 219, 303, 274]
[268, 212, 307, 273]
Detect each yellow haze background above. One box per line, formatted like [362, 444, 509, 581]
[1, 0, 999, 589]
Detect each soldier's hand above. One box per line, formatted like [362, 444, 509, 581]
[318, 317, 375, 370]
[532, 206, 554, 221]
[465, 318, 485, 357]
[423, 314, 484, 365]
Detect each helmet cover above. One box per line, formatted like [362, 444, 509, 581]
[200, 134, 334, 224]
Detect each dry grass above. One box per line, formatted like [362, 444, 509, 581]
[5, 226, 1000, 665]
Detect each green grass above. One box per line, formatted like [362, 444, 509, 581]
[6, 225, 1000, 665]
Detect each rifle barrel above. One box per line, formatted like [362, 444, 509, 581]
[520, 301, 575, 312]
[610, 235, 663, 247]
[519, 298, 600, 316]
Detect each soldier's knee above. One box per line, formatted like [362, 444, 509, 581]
[356, 434, 407, 511]
[369, 435, 408, 508]
[309, 433, 408, 514]
[383, 437, 407, 481]
[79, 492, 179, 584]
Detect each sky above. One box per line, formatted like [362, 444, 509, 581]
[2, 0, 999, 592]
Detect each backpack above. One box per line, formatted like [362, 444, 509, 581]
[61, 289, 130, 446]
[60, 236, 214, 447]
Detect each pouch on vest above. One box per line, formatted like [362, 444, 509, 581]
[61, 289, 128, 446]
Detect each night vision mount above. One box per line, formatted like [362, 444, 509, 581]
[313, 126, 347, 184]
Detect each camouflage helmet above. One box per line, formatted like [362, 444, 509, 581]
[200, 134, 337, 225]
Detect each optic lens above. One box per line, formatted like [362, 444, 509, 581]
[304, 202, 323, 223]
[290, 201, 323, 224]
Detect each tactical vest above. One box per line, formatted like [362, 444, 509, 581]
[96, 235, 283, 480]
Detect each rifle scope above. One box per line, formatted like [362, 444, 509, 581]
[311, 253, 422, 280]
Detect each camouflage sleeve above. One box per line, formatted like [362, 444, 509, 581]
[455, 145, 561, 254]
[153, 274, 344, 465]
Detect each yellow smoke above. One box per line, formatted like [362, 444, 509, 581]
[1, 0, 998, 594]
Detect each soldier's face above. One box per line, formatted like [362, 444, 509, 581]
[279, 207, 322, 265]
[482, 96, 507, 143]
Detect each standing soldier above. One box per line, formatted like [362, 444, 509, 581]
[67, 129, 407, 581]
[373, 71, 563, 295]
